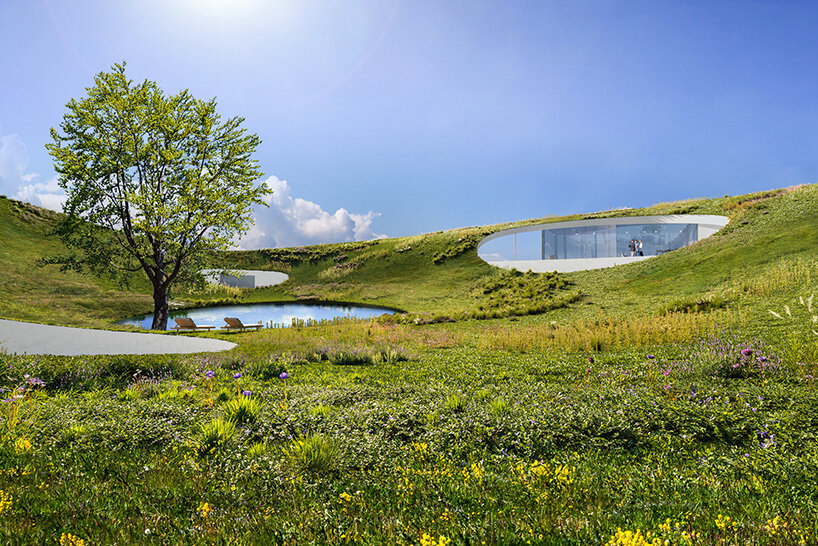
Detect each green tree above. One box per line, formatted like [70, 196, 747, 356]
[46, 63, 270, 329]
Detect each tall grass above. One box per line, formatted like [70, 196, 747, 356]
[725, 257, 817, 297]
[473, 308, 741, 352]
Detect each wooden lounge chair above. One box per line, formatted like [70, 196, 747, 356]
[171, 317, 215, 331]
[221, 317, 263, 332]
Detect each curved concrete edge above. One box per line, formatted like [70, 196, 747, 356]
[477, 214, 730, 251]
[489, 256, 654, 273]
[0, 319, 236, 356]
[478, 214, 730, 273]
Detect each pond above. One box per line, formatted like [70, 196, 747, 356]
[119, 302, 398, 330]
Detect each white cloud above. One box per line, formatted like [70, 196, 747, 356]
[0, 125, 66, 211]
[236, 175, 387, 249]
[14, 177, 67, 211]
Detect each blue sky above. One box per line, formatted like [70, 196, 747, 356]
[2, 0, 817, 247]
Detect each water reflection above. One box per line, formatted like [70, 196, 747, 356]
[119, 302, 397, 330]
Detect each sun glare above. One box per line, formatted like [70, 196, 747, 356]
[177, 0, 266, 20]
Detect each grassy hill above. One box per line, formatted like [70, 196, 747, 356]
[209, 184, 818, 335]
[2, 184, 818, 333]
[0, 196, 150, 327]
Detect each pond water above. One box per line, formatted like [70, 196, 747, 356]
[119, 302, 397, 330]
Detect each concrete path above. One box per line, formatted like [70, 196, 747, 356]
[0, 319, 236, 356]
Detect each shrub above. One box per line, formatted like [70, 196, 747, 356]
[216, 388, 232, 403]
[490, 398, 510, 416]
[659, 293, 727, 315]
[247, 441, 269, 458]
[329, 350, 373, 366]
[474, 388, 491, 402]
[283, 433, 340, 475]
[446, 393, 467, 412]
[196, 418, 235, 457]
[223, 397, 261, 425]
[310, 404, 333, 417]
[249, 356, 289, 381]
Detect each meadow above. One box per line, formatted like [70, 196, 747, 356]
[1, 185, 818, 544]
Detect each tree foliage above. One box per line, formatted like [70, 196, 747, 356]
[46, 63, 270, 329]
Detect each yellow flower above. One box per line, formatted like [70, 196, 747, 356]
[339, 492, 353, 502]
[14, 438, 32, 454]
[420, 534, 451, 546]
[715, 514, 735, 530]
[554, 464, 576, 486]
[605, 528, 663, 546]
[197, 501, 211, 518]
[0, 490, 11, 514]
[530, 461, 548, 478]
[59, 533, 86, 546]
[763, 516, 788, 534]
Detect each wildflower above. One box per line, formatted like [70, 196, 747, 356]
[242, 390, 252, 397]
[339, 492, 353, 502]
[233, 372, 242, 379]
[205, 370, 215, 379]
[715, 514, 736, 530]
[197, 501, 211, 518]
[605, 528, 661, 546]
[14, 437, 32, 454]
[280, 372, 289, 379]
[420, 533, 451, 546]
[588, 357, 594, 364]
[59, 533, 85, 546]
[0, 490, 11, 514]
[763, 516, 788, 534]
[646, 354, 655, 360]
[741, 348, 753, 357]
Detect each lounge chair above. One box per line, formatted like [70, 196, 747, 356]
[221, 317, 263, 332]
[171, 317, 215, 331]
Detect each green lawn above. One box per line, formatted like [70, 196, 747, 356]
[1, 185, 818, 544]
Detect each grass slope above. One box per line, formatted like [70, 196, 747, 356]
[207, 184, 818, 329]
[0, 196, 150, 327]
[2, 184, 818, 331]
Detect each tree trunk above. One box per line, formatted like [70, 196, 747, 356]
[151, 282, 169, 330]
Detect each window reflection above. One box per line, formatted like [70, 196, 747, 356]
[540, 223, 698, 259]
[479, 223, 700, 262]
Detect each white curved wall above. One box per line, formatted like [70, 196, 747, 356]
[478, 215, 729, 273]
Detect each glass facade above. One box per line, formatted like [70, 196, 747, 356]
[478, 223, 699, 262]
[541, 223, 698, 259]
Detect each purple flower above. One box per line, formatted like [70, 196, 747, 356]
[587, 357, 594, 364]
[242, 390, 253, 397]
[280, 372, 289, 380]
[646, 354, 655, 360]
[757, 356, 768, 363]
[233, 372, 242, 379]
[741, 348, 753, 357]
[205, 370, 216, 379]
